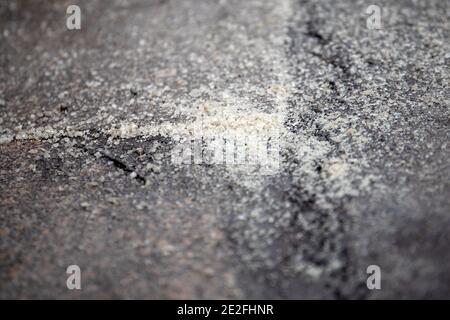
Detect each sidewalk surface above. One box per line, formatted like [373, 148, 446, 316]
[0, 0, 449, 299]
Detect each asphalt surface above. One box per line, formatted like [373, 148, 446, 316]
[0, 0, 449, 299]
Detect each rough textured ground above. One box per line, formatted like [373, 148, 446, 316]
[0, 0, 449, 299]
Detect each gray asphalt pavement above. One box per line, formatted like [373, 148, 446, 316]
[0, 0, 449, 299]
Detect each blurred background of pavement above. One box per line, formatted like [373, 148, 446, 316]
[0, 0, 449, 299]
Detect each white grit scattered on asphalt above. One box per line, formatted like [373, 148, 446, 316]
[0, 0, 377, 197]
[1, 0, 295, 189]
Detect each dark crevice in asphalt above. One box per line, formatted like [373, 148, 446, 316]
[278, 0, 370, 299]
[11, 128, 141, 184]
[78, 143, 147, 185]
[304, 20, 331, 45]
[98, 150, 147, 184]
[38, 128, 173, 185]
[299, 5, 360, 84]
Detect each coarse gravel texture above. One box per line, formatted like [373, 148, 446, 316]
[0, 0, 449, 299]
